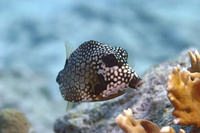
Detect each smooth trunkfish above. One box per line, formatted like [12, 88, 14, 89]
[56, 40, 143, 103]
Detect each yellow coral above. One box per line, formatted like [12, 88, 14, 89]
[166, 50, 200, 128]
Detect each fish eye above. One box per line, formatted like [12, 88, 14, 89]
[102, 54, 118, 67]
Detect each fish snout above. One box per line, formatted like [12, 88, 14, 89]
[128, 75, 143, 90]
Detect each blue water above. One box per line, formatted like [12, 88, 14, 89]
[0, 0, 200, 132]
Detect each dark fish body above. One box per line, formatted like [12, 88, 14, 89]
[56, 40, 142, 102]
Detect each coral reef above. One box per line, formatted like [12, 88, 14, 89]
[166, 50, 200, 128]
[53, 61, 170, 133]
[116, 108, 186, 133]
[54, 49, 199, 133]
[2, 0, 200, 132]
[0, 109, 34, 133]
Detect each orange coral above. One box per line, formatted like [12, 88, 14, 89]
[115, 108, 160, 133]
[166, 50, 200, 128]
[115, 108, 185, 133]
[160, 126, 185, 133]
[188, 50, 200, 73]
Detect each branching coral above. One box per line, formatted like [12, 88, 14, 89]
[116, 50, 200, 133]
[166, 50, 200, 128]
[115, 108, 160, 133]
[115, 108, 185, 133]
[187, 50, 200, 73]
[160, 126, 185, 133]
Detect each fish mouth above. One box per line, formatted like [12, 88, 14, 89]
[128, 77, 143, 90]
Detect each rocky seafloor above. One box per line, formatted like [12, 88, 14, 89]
[1, 0, 200, 133]
[1, 48, 200, 133]
[53, 49, 200, 133]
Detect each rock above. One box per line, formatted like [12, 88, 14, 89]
[0, 109, 35, 133]
[53, 48, 198, 133]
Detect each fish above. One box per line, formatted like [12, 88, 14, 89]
[56, 40, 143, 103]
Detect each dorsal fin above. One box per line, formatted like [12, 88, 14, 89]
[64, 59, 68, 68]
[128, 57, 134, 69]
[65, 41, 74, 59]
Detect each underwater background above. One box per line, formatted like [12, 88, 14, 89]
[0, 0, 200, 132]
